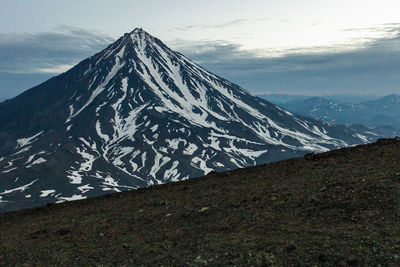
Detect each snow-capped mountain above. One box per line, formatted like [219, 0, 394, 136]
[0, 29, 387, 212]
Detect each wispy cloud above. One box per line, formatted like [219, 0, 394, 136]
[1, 23, 399, 98]
[36, 64, 76, 74]
[342, 23, 400, 33]
[0, 26, 114, 98]
[0, 25, 114, 74]
[171, 24, 400, 95]
[170, 18, 269, 32]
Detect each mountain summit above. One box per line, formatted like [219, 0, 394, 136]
[0, 29, 384, 212]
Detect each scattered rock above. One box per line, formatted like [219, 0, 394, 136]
[29, 229, 49, 239]
[319, 185, 328, 192]
[199, 207, 210, 212]
[347, 258, 359, 266]
[55, 228, 71, 236]
[195, 255, 207, 264]
[285, 244, 296, 252]
[318, 253, 328, 262]
[304, 152, 316, 159]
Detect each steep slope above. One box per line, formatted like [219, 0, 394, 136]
[0, 29, 386, 212]
[1, 138, 400, 265]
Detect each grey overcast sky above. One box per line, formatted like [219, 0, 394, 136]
[0, 0, 399, 98]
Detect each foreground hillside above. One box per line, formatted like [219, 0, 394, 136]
[1, 138, 400, 265]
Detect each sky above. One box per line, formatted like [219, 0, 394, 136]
[0, 0, 399, 99]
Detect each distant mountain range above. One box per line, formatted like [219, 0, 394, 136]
[0, 29, 398, 212]
[259, 94, 400, 129]
[257, 94, 379, 105]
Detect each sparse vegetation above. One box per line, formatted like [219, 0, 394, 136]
[1, 138, 400, 265]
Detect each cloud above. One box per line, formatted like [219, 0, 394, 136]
[0, 26, 114, 98]
[36, 64, 76, 74]
[342, 23, 400, 34]
[171, 24, 400, 95]
[1, 23, 399, 98]
[0, 25, 114, 74]
[170, 18, 268, 32]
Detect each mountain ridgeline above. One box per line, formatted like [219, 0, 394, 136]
[260, 94, 400, 130]
[0, 29, 393, 212]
